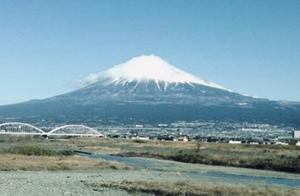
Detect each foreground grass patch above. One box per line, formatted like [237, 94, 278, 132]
[0, 154, 131, 171]
[83, 180, 300, 196]
[3, 145, 74, 156]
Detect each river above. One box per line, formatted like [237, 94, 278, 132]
[80, 152, 300, 189]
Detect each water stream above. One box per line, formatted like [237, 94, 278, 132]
[80, 152, 300, 188]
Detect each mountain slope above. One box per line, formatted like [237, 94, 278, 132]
[0, 55, 299, 127]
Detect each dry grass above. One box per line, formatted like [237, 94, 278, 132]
[83, 180, 300, 196]
[0, 154, 131, 171]
[63, 138, 195, 151]
[62, 137, 300, 155]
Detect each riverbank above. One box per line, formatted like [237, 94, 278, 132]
[0, 154, 129, 171]
[1, 169, 299, 196]
[2, 137, 300, 173]
[0, 141, 129, 171]
[65, 137, 300, 173]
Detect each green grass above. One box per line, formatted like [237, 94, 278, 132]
[2, 145, 75, 156]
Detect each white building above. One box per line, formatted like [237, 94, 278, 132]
[296, 141, 300, 146]
[229, 140, 242, 144]
[173, 136, 189, 142]
[135, 125, 144, 128]
[275, 141, 288, 146]
[131, 136, 149, 140]
[178, 136, 189, 142]
[293, 131, 300, 138]
[158, 124, 168, 127]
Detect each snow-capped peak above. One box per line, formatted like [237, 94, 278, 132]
[78, 55, 226, 90]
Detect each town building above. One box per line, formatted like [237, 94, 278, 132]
[293, 131, 300, 138]
[229, 140, 242, 144]
[173, 135, 189, 142]
[131, 136, 150, 140]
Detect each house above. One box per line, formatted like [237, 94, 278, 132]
[158, 124, 168, 127]
[131, 136, 150, 140]
[275, 141, 288, 146]
[174, 135, 189, 142]
[296, 141, 300, 146]
[293, 131, 300, 138]
[135, 124, 144, 128]
[229, 140, 242, 144]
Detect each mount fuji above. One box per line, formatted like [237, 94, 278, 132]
[77, 55, 226, 90]
[0, 55, 300, 127]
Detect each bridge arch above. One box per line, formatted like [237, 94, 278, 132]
[0, 122, 45, 134]
[48, 124, 103, 137]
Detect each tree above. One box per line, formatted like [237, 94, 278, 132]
[196, 140, 201, 152]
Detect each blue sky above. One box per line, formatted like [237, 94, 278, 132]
[0, 0, 299, 105]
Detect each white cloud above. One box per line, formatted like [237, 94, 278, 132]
[75, 73, 102, 88]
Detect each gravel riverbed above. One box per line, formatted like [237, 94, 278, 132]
[0, 170, 136, 196]
[1, 155, 300, 196]
[0, 169, 205, 196]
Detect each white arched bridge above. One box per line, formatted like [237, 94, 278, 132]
[0, 122, 104, 137]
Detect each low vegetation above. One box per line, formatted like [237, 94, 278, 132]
[0, 137, 131, 171]
[3, 145, 74, 156]
[172, 149, 300, 173]
[0, 154, 130, 171]
[83, 180, 300, 196]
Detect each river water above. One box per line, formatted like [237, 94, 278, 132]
[80, 153, 300, 189]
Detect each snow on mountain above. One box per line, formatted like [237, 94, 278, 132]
[77, 55, 226, 90]
[1, 55, 300, 127]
